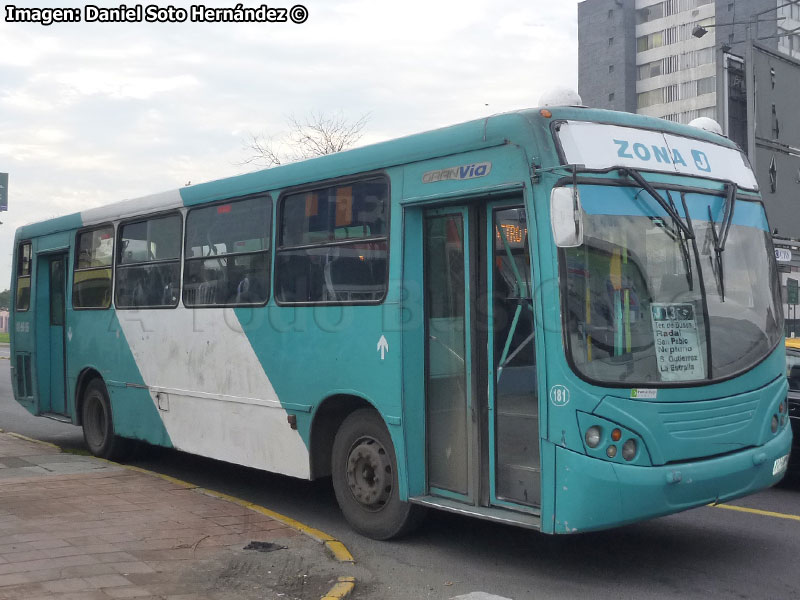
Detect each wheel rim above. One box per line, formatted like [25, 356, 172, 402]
[84, 393, 107, 450]
[345, 436, 392, 511]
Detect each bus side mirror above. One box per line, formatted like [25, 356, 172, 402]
[550, 186, 584, 248]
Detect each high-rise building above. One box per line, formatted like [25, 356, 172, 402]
[578, 0, 796, 124]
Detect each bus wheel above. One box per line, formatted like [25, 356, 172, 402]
[331, 409, 425, 540]
[81, 379, 133, 461]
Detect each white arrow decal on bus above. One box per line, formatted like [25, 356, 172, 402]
[377, 335, 389, 360]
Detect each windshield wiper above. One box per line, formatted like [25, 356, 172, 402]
[680, 191, 714, 379]
[618, 168, 694, 240]
[718, 182, 736, 252]
[648, 193, 694, 291]
[707, 183, 736, 301]
[667, 190, 693, 291]
[620, 168, 695, 291]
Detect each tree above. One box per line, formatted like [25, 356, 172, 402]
[243, 111, 370, 168]
[0, 289, 9, 310]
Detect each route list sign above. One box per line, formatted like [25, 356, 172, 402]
[651, 302, 704, 382]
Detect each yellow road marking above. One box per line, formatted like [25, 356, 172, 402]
[199, 488, 349, 550]
[6, 432, 60, 450]
[325, 540, 355, 563]
[321, 576, 356, 600]
[712, 503, 800, 522]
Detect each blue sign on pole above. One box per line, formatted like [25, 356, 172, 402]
[0, 172, 7, 212]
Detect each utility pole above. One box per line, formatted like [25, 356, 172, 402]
[0, 172, 8, 225]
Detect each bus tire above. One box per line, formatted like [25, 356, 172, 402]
[331, 408, 425, 540]
[81, 378, 134, 461]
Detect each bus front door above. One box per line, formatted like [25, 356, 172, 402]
[35, 252, 68, 416]
[420, 200, 540, 512]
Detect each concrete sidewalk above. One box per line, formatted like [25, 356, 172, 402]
[0, 431, 354, 600]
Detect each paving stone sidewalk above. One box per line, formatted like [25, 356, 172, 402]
[0, 432, 346, 600]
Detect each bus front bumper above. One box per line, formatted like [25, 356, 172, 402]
[553, 425, 792, 534]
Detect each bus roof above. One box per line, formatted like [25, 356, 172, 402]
[16, 106, 743, 240]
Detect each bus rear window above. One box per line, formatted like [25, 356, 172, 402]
[74, 226, 114, 309]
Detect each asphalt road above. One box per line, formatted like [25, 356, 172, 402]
[1, 355, 798, 600]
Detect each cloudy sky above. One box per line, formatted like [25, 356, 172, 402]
[0, 0, 579, 290]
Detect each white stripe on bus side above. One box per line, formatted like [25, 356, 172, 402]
[80, 189, 184, 227]
[116, 306, 311, 479]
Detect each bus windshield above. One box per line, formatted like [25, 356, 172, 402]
[563, 182, 783, 385]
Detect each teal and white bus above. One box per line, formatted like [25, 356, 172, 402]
[10, 103, 793, 539]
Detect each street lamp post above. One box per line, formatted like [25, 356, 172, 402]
[691, 19, 787, 42]
[692, 1, 800, 45]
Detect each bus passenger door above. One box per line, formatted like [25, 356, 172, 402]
[35, 253, 68, 416]
[419, 200, 540, 512]
[424, 207, 475, 502]
[488, 203, 540, 509]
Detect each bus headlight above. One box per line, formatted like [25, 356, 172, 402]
[771, 415, 779, 433]
[577, 412, 650, 466]
[622, 439, 637, 461]
[585, 426, 602, 448]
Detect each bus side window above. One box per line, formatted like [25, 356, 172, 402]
[116, 214, 182, 309]
[276, 178, 388, 304]
[183, 195, 271, 308]
[15, 241, 32, 311]
[73, 226, 114, 310]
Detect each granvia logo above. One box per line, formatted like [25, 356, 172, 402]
[422, 162, 492, 183]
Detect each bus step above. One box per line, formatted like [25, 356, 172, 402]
[409, 495, 541, 530]
[41, 412, 73, 424]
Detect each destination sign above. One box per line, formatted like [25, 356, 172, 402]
[651, 302, 704, 382]
[556, 121, 758, 190]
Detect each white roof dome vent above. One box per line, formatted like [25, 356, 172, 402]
[539, 88, 583, 108]
[688, 117, 724, 136]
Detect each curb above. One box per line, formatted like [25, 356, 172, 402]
[5, 431, 61, 450]
[1, 430, 357, 600]
[200, 488, 355, 563]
